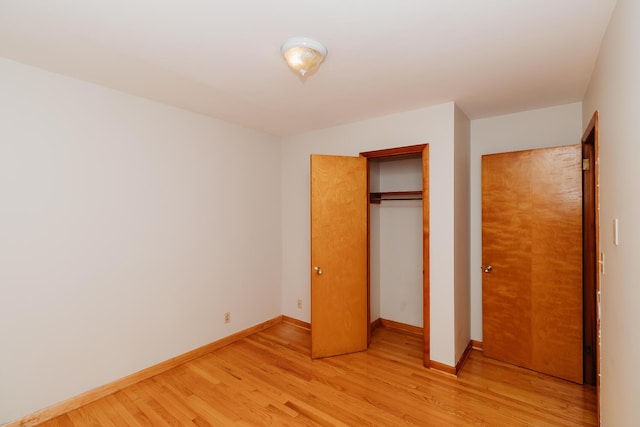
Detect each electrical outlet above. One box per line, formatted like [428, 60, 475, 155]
[297, 299, 302, 309]
[224, 312, 231, 324]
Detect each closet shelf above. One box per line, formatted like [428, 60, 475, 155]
[370, 191, 422, 204]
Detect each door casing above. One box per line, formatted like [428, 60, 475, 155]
[581, 110, 600, 416]
[360, 144, 430, 367]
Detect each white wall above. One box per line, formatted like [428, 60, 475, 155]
[469, 103, 583, 341]
[0, 58, 282, 424]
[581, 0, 640, 424]
[453, 105, 471, 361]
[281, 102, 461, 366]
[378, 201, 423, 327]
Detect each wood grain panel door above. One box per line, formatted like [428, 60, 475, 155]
[310, 154, 368, 359]
[482, 145, 583, 383]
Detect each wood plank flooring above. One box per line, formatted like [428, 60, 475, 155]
[37, 322, 597, 426]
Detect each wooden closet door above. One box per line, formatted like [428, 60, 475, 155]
[482, 145, 583, 383]
[310, 154, 368, 358]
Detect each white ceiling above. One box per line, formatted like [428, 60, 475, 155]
[0, 1, 617, 136]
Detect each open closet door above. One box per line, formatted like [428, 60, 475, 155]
[310, 154, 368, 358]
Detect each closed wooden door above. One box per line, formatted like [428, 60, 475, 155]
[310, 154, 368, 358]
[482, 145, 583, 383]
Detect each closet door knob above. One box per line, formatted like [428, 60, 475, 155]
[314, 266, 323, 275]
[482, 265, 493, 273]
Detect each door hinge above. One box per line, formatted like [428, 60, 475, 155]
[598, 252, 605, 275]
[583, 158, 591, 171]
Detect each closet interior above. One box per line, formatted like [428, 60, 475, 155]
[368, 154, 424, 332]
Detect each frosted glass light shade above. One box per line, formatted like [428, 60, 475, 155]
[281, 37, 327, 77]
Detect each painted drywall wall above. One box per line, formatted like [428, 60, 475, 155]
[378, 201, 423, 326]
[469, 103, 583, 342]
[0, 58, 282, 424]
[453, 105, 471, 361]
[281, 102, 460, 365]
[377, 158, 423, 327]
[581, 0, 640, 424]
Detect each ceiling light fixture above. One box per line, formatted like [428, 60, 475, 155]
[281, 37, 327, 78]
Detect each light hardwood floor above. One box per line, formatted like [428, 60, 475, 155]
[36, 321, 597, 426]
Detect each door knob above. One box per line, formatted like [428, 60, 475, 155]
[482, 265, 493, 273]
[314, 266, 323, 275]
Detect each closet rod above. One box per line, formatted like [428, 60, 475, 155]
[370, 190, 422, 203]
